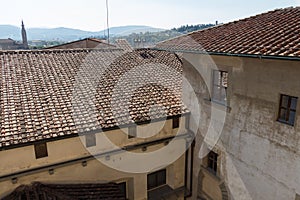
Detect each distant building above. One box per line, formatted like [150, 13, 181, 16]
[0, 21, 29, 50]
[0, 38, 23, 50]
[47, 38, 134, 52]
[115, 39, 134, 52]
[46, 38, 116, 49]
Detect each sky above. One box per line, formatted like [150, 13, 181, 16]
[1, 0, 300, 31]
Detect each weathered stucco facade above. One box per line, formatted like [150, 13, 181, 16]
[183, 53, 300, 200]
[0, 117, 190, 199]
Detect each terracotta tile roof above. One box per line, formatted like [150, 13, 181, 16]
[46, 38, 117, 49]
[0, 48, 187, 148]
[115, 39, 134, 52]
[3, 182, 126, 200]
[156, 7, 300, 58]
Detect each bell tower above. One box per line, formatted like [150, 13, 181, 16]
[21, 21, 29, 49]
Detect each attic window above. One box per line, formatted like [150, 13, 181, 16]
[86, 134, 96, 147]
[128, 125, 137, 139]
[172, 117, 180, 129]
[140, 52, 155, 59]
[34, 142, 48, 159]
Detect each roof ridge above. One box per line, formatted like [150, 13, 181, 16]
[190, 7, 298, 35]
[160, 6, 299, 42]
[0, 48, 124, 55]
[156, 6, 300, 58]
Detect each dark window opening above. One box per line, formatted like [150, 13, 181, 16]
[86, 134, 96, 147]
[34, 143, 48, 159]
[278, 94, 298, 126]
[212, 70, 228, 105]
[147, 169, 167, 190]
[172, 117, 180, 129]
[128, 125, 137, 139]
[117, 182, 127, 199]
[207, 151, 218, 175]
[140, 52, 155, 59]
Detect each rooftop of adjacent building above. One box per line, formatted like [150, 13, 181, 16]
[3, 182, 126, 200]
[46, 38, 117, 50]
[115, 39, 134, 52]
[155, 7, 300, 59]
[0, 48, 188, 149]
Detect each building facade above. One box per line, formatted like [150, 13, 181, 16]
[0, 49, 193, 199]
[156, 7, 300, 200]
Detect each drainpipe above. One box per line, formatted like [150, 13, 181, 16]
[184, 114, 195, 199]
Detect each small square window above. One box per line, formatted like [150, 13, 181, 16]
[34, 142, 48, 159]
[86, 134, 96, 147]
[172, 117, 180, 129]
[207, 151, 218, 175]
[278, 94, 298, 126]
[212, 70, 228, 105]
[128, 125, 137, 139]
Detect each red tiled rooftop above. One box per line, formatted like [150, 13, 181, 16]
[115, 39, 134, 52]
[3, 182, 126, 200]
[156, 7, 300, 58]
[0, 48, 187, 148]
[46, 38, 117, 49]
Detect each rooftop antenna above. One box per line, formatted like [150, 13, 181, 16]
[103, 22, 106, 39]
[106, 0, 110, 44]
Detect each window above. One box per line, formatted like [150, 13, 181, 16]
[34, 142, 48, 159]
[172, 117, 180, 129]
[278, 94, 298, 126]
[86, 134, 96, 147]
[117, 182, 127, 199]
[128, 125, 137, 139]
[140, 52, 155, 59]
[207, 151, 218, 175]
[147, 169, 166, 190]
[212, 70, 228, 105]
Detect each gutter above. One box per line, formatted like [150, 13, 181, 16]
[153, 48, 300, 61]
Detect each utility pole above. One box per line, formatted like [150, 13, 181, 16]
[106, 0, 110, 44]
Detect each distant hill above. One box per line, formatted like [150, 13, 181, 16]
[113, 23, 216, 48]
[98, 25, 164, 36]
[0, 25, 164, 41]
[0, 25, 21, 39]
[171, 24, 215, 34]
